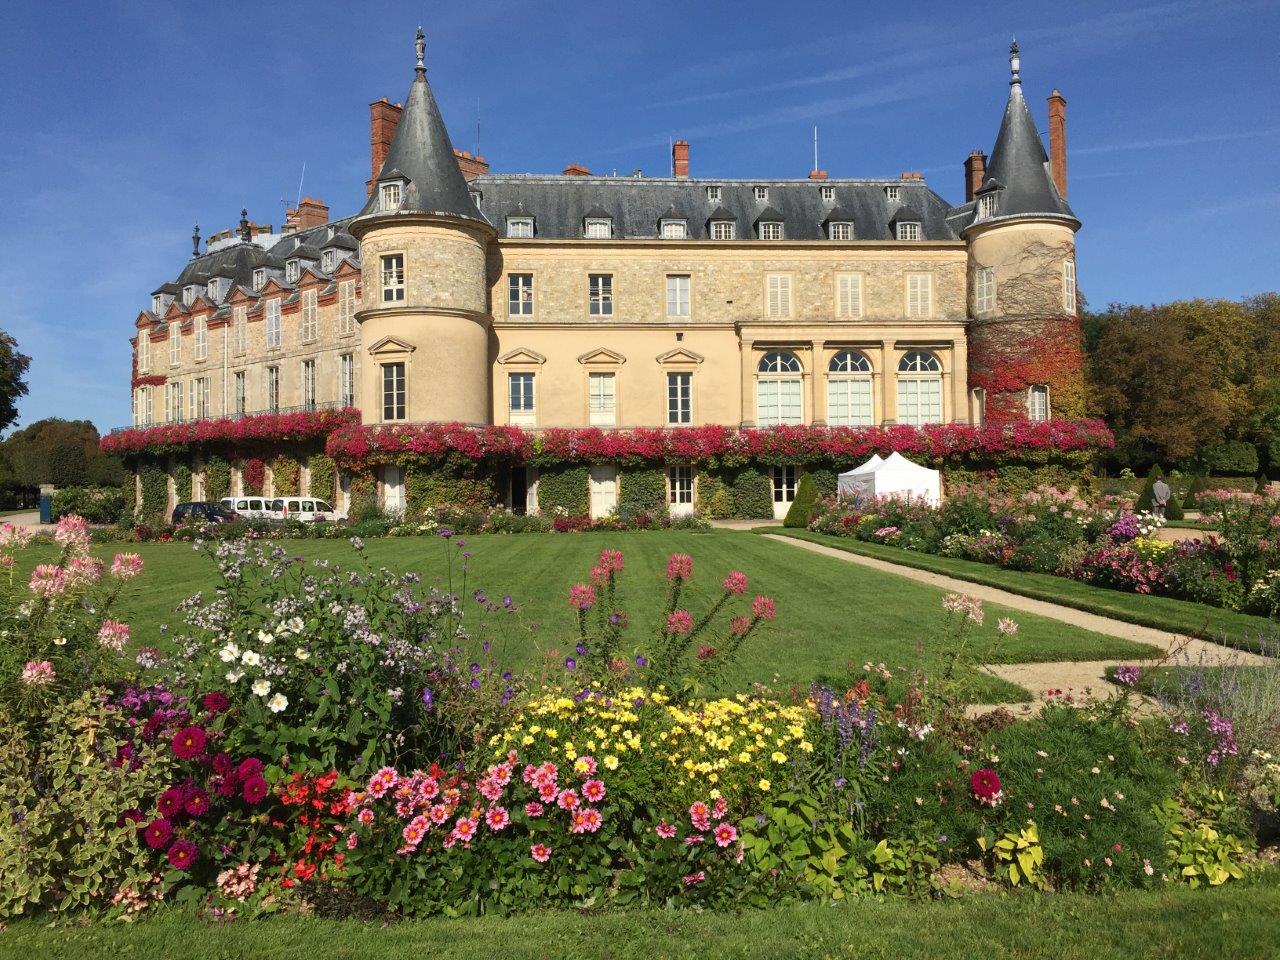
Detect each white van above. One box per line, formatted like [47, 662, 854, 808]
[220, 496, 273, 520]
[267, 497, 348, 523]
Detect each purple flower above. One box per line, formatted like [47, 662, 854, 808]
[421, 688, 434, 711]
[576, 644, 588, 655]
[1114, 664, 1142, 688]
[350, 536, 365, 550]
[502, 596, 513, 608]
[470, 662, 481, 673]
[565, 657, 577, 671]
[470, 678, 481, 689]
[635, 655, 648, 667]
[438, 529, 454, 539]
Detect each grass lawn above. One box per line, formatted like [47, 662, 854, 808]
[766, 529, 1278, 653]
[14, 531, 1156, 703]
[7, 877, 1280, 959]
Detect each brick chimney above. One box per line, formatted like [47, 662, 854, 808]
[672, 139, 689, 178]
[367, 98, 404, 197]
[454, 149, 489, 180]
[1047, 89, 1068, 199]
[964, 150, 987, 202]
[900, 171, 923, 180]
[562, 163, 591, 176]
[808, 169, 829, 180]
[289, 197, 330, 231]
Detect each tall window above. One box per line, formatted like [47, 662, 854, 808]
[233, 306, 247, 354]
[666, 275, 691, 317]
[252, 268, 266, 292]
[1063, 259, 1077, 313]
[757, 351, 803, 426]
[142, 386, 153, 425]
[836, 273, 863, 318]
[234, 372, 246, 415]
[759, 221, 783, 240]
[711, 220, 735, 240]
[381, 362, 406, 421]
[321, 249, 335, 273]
[896, 351, 943, 425]
[338, 280, 357, 335]
[265, 366, 279, 413]
[340, 354, 355, 407]
[827, 351, 874, 426]
[381, 254, 404, 302]
[584, 218, 612, 239]
[137, 331, 150, 372]
[669, 465, 694, 506]
[906, 273, 932, 318]
[507, 216, 534, 238]
[588, 372, 616, 427]
[285, 260, 300, 283]
[379, 182, 401, 210]
[667, 372, 692, 425]
[301, 289, 318, 342]
[508, 372, 535, 426]
[192, 317, 207, 360]
[168, 381, 184, 422]
[1027, 384, 1050, 422]
[589, 274, 613, 316]
[766, 274, 791, 317]
[896, 221, 920, 241]
[971, 387, 986, 426]
[508, 274, 534, 316]
[265, 298, 282, 348]
[169, 325, 181, 365]
[301, 359, 316, 409]
[660, 219, 687, 239]
[975, 266, 996, 313]
[771, 466, 797, 504]
[191, 377, 209, 419]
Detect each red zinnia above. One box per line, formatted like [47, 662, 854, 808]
[143, 818, 173, 849]
[167, 838, 198, 870]
[970, 768, 1003, 805]
[242, 774, 269, 805]
[211, 752, 233, 776]
[157, 786, 185, 818]
[171, 726, 207, 760]
[202, 692, 230, 714]
[183, 788, 210, 818]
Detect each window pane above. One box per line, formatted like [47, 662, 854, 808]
[666, 276, 690, 316]
[667, 372, 691, 424]
[382, 363, 406, 421]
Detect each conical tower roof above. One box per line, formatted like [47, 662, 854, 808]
[356, 27, 484, 224]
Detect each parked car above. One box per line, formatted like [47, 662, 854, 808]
[172, 502, 239, 525]
[266, 497, 348, 523]
[219, 496, 275, 520]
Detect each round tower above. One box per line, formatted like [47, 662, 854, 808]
[963, 42, 1083, 425]
[348, 27, 495, 426]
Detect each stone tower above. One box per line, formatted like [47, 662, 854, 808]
[963, 42, 1083, 424]
[348, 27, 495, 426]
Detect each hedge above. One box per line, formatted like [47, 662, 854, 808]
[308, 454, 336, 503]
[138, 463, 168, 523]
[730, 468, 774, 520]
[51, 487, 128, 524]
[204, 455, 231, 504]
[404, 458, 495, 514]
[783, 474, 819, 528]
[537, 465, 590, 516]
[618, 467, 667, 520]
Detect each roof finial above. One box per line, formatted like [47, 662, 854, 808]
[191, 223, 201, 257]
[1009, 37, 1021, 86]
[239, 208, 251, 242]
[415, 25, 426, 76]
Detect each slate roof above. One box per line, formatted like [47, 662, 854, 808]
[471, 177, 959, 240]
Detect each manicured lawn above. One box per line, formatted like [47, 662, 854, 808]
[8, 877, 1280, 959]
[767, 529, 1278, 653]
[15, 531, 1156, 702]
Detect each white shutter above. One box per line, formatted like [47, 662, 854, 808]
[767, 275, 790, 317]
[837, 274, 862, 317]
[907, 274, 931, 317]
[589, 373, 616, 426]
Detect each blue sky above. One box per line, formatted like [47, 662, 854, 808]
[0, 0, 1276, 433]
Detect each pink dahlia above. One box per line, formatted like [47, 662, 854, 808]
[171, 726, 207, 760]
[530, 843, 551, 863]
[713, 822, 739, 847]
[970, 768, 1003, 807]
[166, 838, 199, 871]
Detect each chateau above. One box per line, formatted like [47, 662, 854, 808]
[119, 32, 1088, 520]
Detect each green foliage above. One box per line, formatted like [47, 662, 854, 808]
[203, 454, 231, 504]
[978, 822, 1047, 889]
[1134, 464, 1162, 513]
[271, 455, 300, 497]
[1153, 800, 1250, 887]
[783, 473, 818, 528]
[1199, 441, 1259, 477]
[307, 454, 336, 502]
[0, 328, 30, 434]
[536, 465, 590, 516]
[404, 458, 495, 514]
[171, 460, 193, 503]
[0, 691, 169, 918]
[347, 471, 376, 518]
[1, 417, 122, 488]
[806, 468, 837, 498]
[1182, 474, 1209, 510]
[618, 467, 666, 521]
[731, 469, 774, 520]
[137, 461, 167, 522]
[50, 486, 128, 524]
[695, 473, 735, 519]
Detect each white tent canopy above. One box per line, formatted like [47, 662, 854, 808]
[836, 452, 941, 506]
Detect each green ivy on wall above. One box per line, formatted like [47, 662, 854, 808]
[271, 456, 301, 497]
[347, 471, 377, 519]
[138, 462, 168, 523]
[403, 457, 496, 515]
[204, 455, 231, 503]
[618, 467, 667, 520]
[536, 465, 590, 517]
[172, 461, 193, 504]
[730, 468, 774, 520]
[308, 454, 336, 503]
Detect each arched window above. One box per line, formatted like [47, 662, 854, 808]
[826, 351, 874, 426]
[756, 351, 803, 425]
[896, 351, 943, 425]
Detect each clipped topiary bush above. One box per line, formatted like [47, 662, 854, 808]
[1200, 440, 1259, 477]
[1135, 464, 1182, 518]
[806, 468, 837, 499]
[731, 468, 774, 520]
[618, 467, 667, 520]
[783, 473, 819, 528]
[536, 465, 590, 517]
[50, 487, 128, 524]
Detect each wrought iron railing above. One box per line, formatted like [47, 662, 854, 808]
[108, 400, 346, 435]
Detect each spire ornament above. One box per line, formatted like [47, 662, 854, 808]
[239, 208, 251, 242]
[1009, 38, 1021, 86]
[191, 223, 201, 257]
[415, 25, 425, 76]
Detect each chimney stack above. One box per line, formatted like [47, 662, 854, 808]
[672, 139, 689, 178]
[367, 98, 405, 197]
[1047, 89, 1067, 199]
[808, 169, 829, 180]
[562, 163, 591, 176]
[453, 149, 489, 180]
[286, 197, 330, 232]
[900, 171, 923, 180]
[964, 150, 987, 202]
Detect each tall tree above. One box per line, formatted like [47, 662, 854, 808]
[0, 330, 30, 433]
[1, 419, 125, 488]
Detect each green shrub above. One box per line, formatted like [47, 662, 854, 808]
[404, 458, 495, 513]
[1200, 441, 1259, 477]
[50, 486, 127, 524]
[807, 468, 838, 498]
[271, 455, 300, 497]
[137, 461, 167, 522]
[172, 460, 193, 503]
[731, 469, 774, 520]
[537, 464, 590, 516]
[618, 467, 667, 520]
[204, 454, 231, 503]
[347, 471, 376, 518]
[783, 473, 818, 528]
[308, 453, 336, 502]
[696, 474, 735, 519]
[1182, 474, 1209, 510]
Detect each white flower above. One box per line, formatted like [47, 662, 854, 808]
[287, 617, 304, 633]
[53, 637, 67, 647]
[295, 647, 310, 661]
[226, 669, 244, 683]
[219, 642, 240, 663]
[251, 679, 271, 697]
[267, 693, 288, 713]
[241, 650, 261, 667]
[257, 630, 274, 645]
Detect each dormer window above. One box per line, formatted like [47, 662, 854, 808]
[896, 221, 921, 241]
[507, 216, 534, 238]
[151, 294, 163, 313]
[182, 285, 197, 305]
[584, 217, 613, 239]
[380, 181, 402, 211]
[820, 185, 835, 201]
[827, 221, 853, 241]
[206, 278, 221, 301]
[470, 189, 483, 207]
[977, 193, 997, 220]
[710, 220, 735, 240]
[753, 186, 768, 202]
[660, 219, 687, 240]
[252, 268, 266, 292]
[758, 221, 783, 240]
[885, 186, 901, 202]
[285, 259, 300, 283]
[321, 249, 335, 272]
[326, 226, 336, 241]
[706, 186, 721, 202]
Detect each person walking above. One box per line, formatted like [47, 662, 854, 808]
[1151, 477, 1172, 519]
